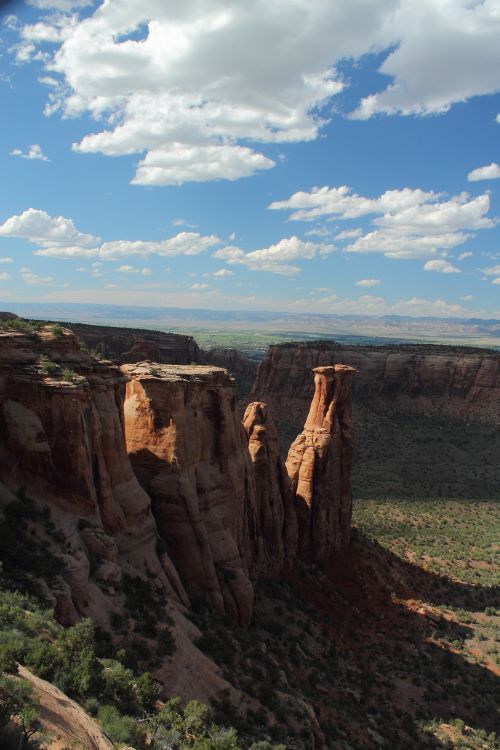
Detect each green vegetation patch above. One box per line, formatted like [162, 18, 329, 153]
[353, 497, 500, 586]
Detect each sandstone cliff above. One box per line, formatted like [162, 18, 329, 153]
[252, 341, 500, 420]
[121, 362, 258, 626]
[243, 401, 298, 573]
[0, 325, 185, 626]
[286, 366, 356, 565]
[64, 321, 201, 365]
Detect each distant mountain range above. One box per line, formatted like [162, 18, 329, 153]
[1, 301, 499, 349]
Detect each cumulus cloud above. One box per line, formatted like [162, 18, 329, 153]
[20, 267, 53, 285]
[0, 208, 97, 247]
[213, 236, 335, 276]
[468, 162, 500, 182]
[356, 278, 380, 287]
[350, 1, 500, 119]
[458, 251, 473, 261]
[26, 0, 93, 9]
[0, 272, 11, 281]
[191, 283, 209, 290]
[271, 185, 494, 260]
[10, 144, 49, 161]
[13, 0, 500, 185]
[482, 264, 500, 276]
[0, 208, 226, 270]
[0, 257, 13, 263]
[492, 277, 500, 284]
[423, 259, 460, 274]
[213, 269, 234, 277]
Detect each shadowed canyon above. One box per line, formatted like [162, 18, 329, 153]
[0, 318, 498, 750]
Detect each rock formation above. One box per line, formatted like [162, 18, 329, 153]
[253, 341, 500, 421]
[243, 402, 298, 574]
[0, 325, 186, 625]
[65, 321, 201, 365]
[0, 323, 358, 627]
[121, 363, 259, 626]
[286, 366, 356, 565]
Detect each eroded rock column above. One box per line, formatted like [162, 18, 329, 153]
[285, 365, 356, 566]
[121, 363, 257, 626]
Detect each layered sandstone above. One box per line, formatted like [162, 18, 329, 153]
[66, 321, 201, 365]
[0, 326, 185, 625]
[121, 362, 258, 626]
[243, 402, 298, 574]
[253, 341, 500, 421]
[202, 347, 258, 378]
[286, 366, 356, 565]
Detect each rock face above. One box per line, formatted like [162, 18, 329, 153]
[121, 363, 258, 626]
[66, 321, 201, 365]
[253, 341, 500, 421]
[286, 366, 356, 565]
[0, 326, 185, 625]
[243, 402, 298, 574]
[202, 347, 258, 378]
[0, 325, 357, 627]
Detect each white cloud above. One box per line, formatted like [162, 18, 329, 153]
[213, 268, 234, 277]
[492, 277, 500, 285]
[0, 272, 11, 281]
[460, 294, 474, 301]
[458, 251, 473, 261]
[350, 1, 500, 119]
[213, 236, 335, 276]
[10, 144, 49, 161]
[27, 0, 93, 9]
[482, 264, 500, 276]
[271, 185, 494, 260]
[0, 208, 223, 262]
[0, 257, 13, 263]
[12, 1, 500, 183]
[20, 267, 53, 285]
[356, 278, 380, 287]
[423, 259, 460, 274]
[0, 208, 97, 247]
[304, 227, 330, 238]
[191, 283, 209, 290]
[468, 162, 500, 182]
[336, 228, 363, 240]
[129, 145, 275, 186]
[269, 185, 435, 222]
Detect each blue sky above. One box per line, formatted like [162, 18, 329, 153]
[0, 0, 499, 318]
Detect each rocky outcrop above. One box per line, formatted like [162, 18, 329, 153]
[286, 366, 356, 565]
[252, 341, 500, 422]
[202, 347, 258, 378]
[243, 402, 298, 574]
[66, 321, 201, 365]
[0, 326, 185, 625]
[121, 363, 259, 626]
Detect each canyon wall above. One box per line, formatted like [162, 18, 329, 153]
[252, 341, 500, 422]
[0, 326, 186, 626]
[0, 326, 356, 629]
[66, 321, 201, 365]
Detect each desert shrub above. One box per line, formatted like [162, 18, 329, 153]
[100, 659, 136, 713]
[40, 359, 60, 376]
[136, 672, 161, 714]
[62, 368, 78, 382]
[97, 705, 146, 748]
